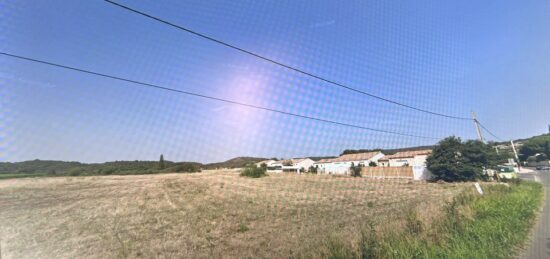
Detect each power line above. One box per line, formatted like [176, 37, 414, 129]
[104, 0, 472, 121]
[1, 52, 441, 140]
[477, 121, 504, 141]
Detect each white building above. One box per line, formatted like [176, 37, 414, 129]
[377, 150, 432, 167]
[266, 158, 315, 173]
[255, 160, 277, 167]
[315, 151, 385, 175]
[377, 150, 433, 180]
[281, 158, 315, 173]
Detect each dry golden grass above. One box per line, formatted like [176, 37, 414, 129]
[0, 171, 467, 258]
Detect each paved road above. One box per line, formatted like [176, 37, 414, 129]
[520, 170, 550, 259]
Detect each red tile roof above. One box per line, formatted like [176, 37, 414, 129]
[378, 150, 432, 161]
[316, 151, 382, 163]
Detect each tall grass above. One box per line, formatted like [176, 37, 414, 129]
[324, 181, 543, 259]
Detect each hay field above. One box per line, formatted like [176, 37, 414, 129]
[0, 171, 466, 258]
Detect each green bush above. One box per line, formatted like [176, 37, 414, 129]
[350, 163, 362, 177]
[240, 164, 267, 178]
[68, 167, 85, 176]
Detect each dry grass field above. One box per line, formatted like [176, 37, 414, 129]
[0, 170, 468, 258]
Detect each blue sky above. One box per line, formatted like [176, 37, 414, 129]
[1, 0, 549, 163]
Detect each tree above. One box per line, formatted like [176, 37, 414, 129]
[536, 153, 548, 162]
[159, 154, 165, 170]
[350, 162, 362, 177]
[519, 135, 550, 161]
[368, 161, 377, 167]
[308, 165, 318, 174]
[427, 137, 463, 181]
[427, 137, 498, 182]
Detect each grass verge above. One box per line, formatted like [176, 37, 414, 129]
[324, 180, 544, 259]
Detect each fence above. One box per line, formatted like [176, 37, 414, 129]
[360, 166, 414, 179]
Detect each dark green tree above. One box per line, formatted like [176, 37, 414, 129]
[368, 161, 377, 167]
[350, 162, 362, 177]
[536, 153, 548, 162]
[308, 165, 318, 174]
[519, 135, 550, 161]
[159, 154, 165, 170]
[427, 137, 497, 182]
[427, 137, 464, 181]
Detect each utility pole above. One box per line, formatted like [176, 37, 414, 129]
[471, 112, 484, 142]
[510, 140, 521, 171]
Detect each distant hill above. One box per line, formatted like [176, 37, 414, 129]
[204, 157, 267, 169]
[340, 145, 435, 156]
[0, 159, 202, 178]
[0, 160, 84, 175]
[492, 133, 550, 145]
[308, 156, 338, 161]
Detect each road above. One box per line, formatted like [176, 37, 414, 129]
[520, 170, 550, 259]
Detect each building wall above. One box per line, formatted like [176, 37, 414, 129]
[413, 155, 429, 167]
[361, 166, 413, 178]
[296, 159, 315, 170]
[319, 161, 353, 174]
[386, 155, 428, 167]
[388, 158, 414, 167]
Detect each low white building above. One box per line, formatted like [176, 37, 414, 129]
[281, 158, 315, 173]
[255, 160, 277, 167]
[266, 161, 283, 173]
[315, 151, 385, 175]
[378, 150, 433, 180]
[377, 150, 432, 167]
[266, 158, 315, 173]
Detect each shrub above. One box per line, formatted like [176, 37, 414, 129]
[169, 163, 201, 173]
[368, 161, 377, 167]
[240, 164, 267, 178]
[308, 165, 318, 174]
[350, 163, 362, 177]
[68, 168, 85, 176]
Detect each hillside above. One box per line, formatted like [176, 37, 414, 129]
[203, 157, 267, 169]
[0, 159, 202, 178]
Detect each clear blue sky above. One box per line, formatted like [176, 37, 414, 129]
[1, 0, 549, 163]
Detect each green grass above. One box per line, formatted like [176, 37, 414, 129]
[325, 181, 544, 259]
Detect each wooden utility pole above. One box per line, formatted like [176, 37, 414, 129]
[471, 112, 484, 142]
[510, 140, 521, 171]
